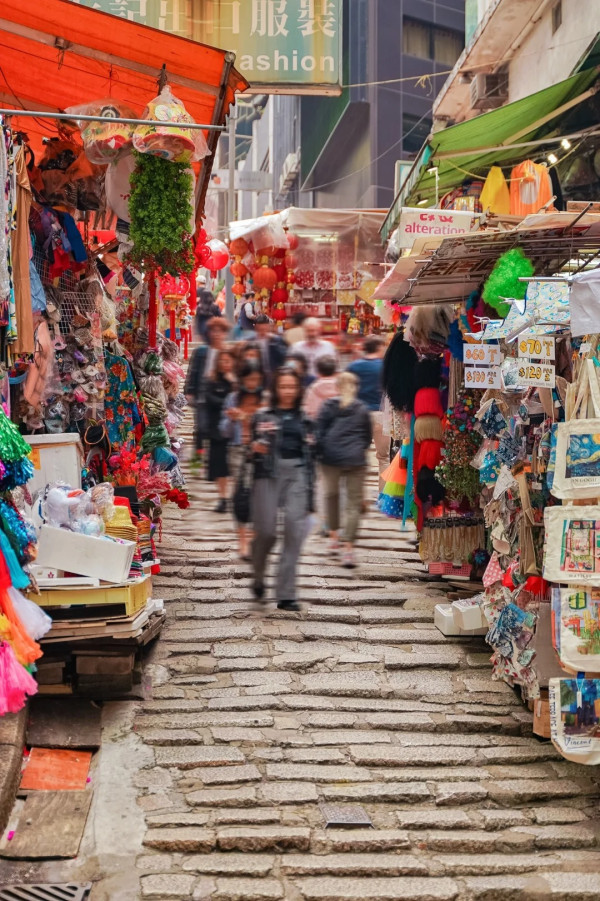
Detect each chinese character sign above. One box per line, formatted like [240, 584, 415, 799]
[69, 0, 188, 35]
[209, 0, 342, 92]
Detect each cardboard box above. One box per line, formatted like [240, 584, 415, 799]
[533, 692, 551, 739]
[452, 598, 487, 631]
[435, 603, 488, 637]
[24, 433, 83, 496]
[30, 575, 151, 616]
[36, 526, 135, 584]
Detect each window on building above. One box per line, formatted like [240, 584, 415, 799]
[403, 113, 432, 154]
[552, 1, 562, 34]
[403, 17, 464, 66]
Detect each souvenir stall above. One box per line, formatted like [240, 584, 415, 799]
[376, 209, 600, 762]
[0, 0, 247, 706]
[228, 208, 389, 338]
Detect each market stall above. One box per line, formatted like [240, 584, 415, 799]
[375, 207, 600, 761]
[0, 1, 247, 707]
[228, 208, 388, 338]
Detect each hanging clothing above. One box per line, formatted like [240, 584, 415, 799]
[480, 165, 511, 215]
[509, 160, 554, 217]
[104, 350, 142, 450]
[11, 147, 34, 354]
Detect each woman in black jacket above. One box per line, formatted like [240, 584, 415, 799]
[317, 372, 372, 568]
[205, 350, 235, 513]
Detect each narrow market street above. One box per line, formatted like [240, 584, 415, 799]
[124, 427, 600, 900]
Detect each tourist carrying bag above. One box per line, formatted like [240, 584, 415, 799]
[543, 505, 600, 586]
[551, 359, 600, 499]
[549, 677, 600, 764]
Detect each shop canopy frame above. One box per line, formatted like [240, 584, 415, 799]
[0, 0, 249, 223]
[381, 68, 600, 242]
[375, 212, 600, 307]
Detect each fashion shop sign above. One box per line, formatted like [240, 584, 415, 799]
[398, 208, 478, 249]
[72, 0, 343, 94]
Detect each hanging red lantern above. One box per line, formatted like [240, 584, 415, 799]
[272, 304, 287, 322]
[229, 237, 249, 256]
[232, 281, 246, 296]
[253, 265, 278, 292]
[230, 261, 248, 278]
[286, 233, 299, 250]
[205, 238, 230, 272]
[273, 263, 287, 283]
[271, 287, 289, 305]
[284, 253, 298, 271]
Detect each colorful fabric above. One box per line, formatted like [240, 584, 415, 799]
[103, 350, 142, 450]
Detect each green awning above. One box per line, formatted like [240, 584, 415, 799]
[381, 68, 599, 242]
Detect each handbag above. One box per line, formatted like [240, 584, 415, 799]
[232, 450, 252, 524]
[543, 505, 600, 585]
[549, 677, 600, 764]
[551, 359, 600, 499]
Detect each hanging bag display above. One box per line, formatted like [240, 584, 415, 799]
[549, 677, 600, 764]
[543, 505, 600, 585]
[556, 585, 600, 674]
[551, 359, 600, 499]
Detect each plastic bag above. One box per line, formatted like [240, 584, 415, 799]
[7, 587, 51, 641]
[132, 86, 210, 163]
[106, 149, 136, 222]
[66, 99, 136, 164]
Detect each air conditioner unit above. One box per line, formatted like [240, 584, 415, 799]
[279, 152, 300, 193]
[470, 72, 508, 110]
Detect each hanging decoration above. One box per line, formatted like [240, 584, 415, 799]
[482, 248, 535, 318]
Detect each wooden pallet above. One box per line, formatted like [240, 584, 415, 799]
[28, 575, 151, 618]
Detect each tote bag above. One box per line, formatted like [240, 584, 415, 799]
[557, 585, 600, 674]
[551, 359, 600, 499]
[543, 505, 600, 585]
[549, 677, 600, 764]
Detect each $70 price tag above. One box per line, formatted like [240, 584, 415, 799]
[517, 336, 555, 361]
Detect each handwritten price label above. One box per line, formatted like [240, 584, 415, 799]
[464, 365, 502, 389]
[464, 344, 504, 366]
[516, 361, 556, 388]
[517, 336, 555, 361]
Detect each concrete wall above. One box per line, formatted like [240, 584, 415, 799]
[509, 2, 600, 102]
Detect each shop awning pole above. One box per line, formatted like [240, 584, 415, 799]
[0, 109, 224, 131]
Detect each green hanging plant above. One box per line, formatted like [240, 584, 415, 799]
[127, 152, 195, 275]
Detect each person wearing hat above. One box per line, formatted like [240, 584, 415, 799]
[185, 317, 232, 470]
[235, 291, 258, 338]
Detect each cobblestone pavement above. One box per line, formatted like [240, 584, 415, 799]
[134, 447, 600, 901]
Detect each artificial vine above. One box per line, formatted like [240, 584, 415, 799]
[128, 152, 195, 275]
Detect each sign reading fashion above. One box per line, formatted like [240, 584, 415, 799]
[200, 0, 343, 93]
[397, 208, 478, 250]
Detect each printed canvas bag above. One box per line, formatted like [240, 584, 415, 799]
[549, 677, 600, 764]
[557, 586, 600, 674]
[543, 505, 600, 585]
[551, 359, 600, 499]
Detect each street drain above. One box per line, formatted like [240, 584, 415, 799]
[0, 885, 92, 901]
[320, 803, 373, 828]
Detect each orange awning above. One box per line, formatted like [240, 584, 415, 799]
[0, 0, 249, 220]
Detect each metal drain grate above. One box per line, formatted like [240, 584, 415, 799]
[0, 885, 92, 901]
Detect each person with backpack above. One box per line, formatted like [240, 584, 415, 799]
[185, 317, 231, 470]
[195, 289, 222, 342]
[317, 371, 372, 569]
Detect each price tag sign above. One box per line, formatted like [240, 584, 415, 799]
[517, 336, 555, 361]
[517, 361, 556, 388]
[464, 344, 504, 366]
[464, 365, 502, 389]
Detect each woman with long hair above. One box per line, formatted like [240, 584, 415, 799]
[220, 363, 264, 558]
[250, 367, 314, 612]
[317, 371, 372, 568]
[205, 349, 236, 512]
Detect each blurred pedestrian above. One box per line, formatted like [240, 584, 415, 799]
[285, 348, 311, 388]
[221, 363, 264, 559]
[235, 290, 258, 339]
[303, 354, 339, 421]
[195, 289, 221, 342]
[347, 335, 389, 492]
[250, 367, 314, 612]
[254, 314, 287, 387]
[205, 349, 236, 513]
[285, 311, 307, 345]
[236, 341, 264, 378]
[317, 371, 372, 569]
[296, 318, 337, 379]
[185, 317, 231, 469]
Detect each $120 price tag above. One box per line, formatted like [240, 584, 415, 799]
[517, 362, 555, 388]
